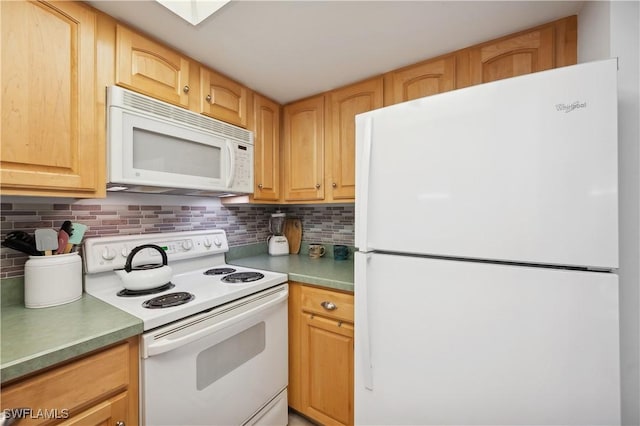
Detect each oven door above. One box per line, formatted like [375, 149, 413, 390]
[140, 284, 288, 426]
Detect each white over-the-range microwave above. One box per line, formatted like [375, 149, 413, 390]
[106, 86, 253, 196]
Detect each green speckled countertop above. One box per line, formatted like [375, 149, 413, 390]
[1, 285, 143, 384]
[228, 251, 354, 292]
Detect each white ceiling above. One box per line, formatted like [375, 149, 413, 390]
[85, 0, 585, 104]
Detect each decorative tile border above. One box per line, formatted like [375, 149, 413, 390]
[0, 202, 354, 278]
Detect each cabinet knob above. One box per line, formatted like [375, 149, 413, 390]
[258, 183, 263, 189]
[183, 85, 190, 93]
[315, 183, 321, 189]
[321, 301, 337, 311]
[115, 422, 126, 426]
[332, 182, 337, 188]
[206, 94, 212, 103]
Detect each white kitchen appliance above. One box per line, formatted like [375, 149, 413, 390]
[354, 59, 620, 425]
[267, 211, 289, 256]
[84, 230, 288, 426]
[107, 86, 254, 196]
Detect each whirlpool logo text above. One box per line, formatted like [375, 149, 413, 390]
[555, 101, 587, 113]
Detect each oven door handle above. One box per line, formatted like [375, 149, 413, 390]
[144, 289, 287, 358]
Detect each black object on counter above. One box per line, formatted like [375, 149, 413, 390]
[61, 220, 74, 237]
[2, 231, 42, 256]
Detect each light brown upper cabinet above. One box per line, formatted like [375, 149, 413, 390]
[383, 16, 577, 105]
[283, 95, 325, 202]
[116, 24, 191, 108]
[252, 93, 281, 201]
[1, 0, 104, 198]
[383, 55, 456, 106]
[199, 67, 249, 128]
[468, 27, 554, 84]
[465, 16, 577, 86]
[327, 77, 383, 201]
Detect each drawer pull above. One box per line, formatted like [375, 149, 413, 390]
[321, 301, 337, 311]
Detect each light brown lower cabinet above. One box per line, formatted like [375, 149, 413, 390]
[0, 337, 139, 426]
[289, 282, 354, 426]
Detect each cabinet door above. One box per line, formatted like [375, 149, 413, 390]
[384, 55, 456, 105]
[200, 67, 248, 127]
[116, 24, 190, 107]
[283, 96, 325, 201]
[468, 26, 554, 85]
[1, 0, 101, 197]
[0, 339, 138, 426]
[252, 94, 280, 201]
[301, 313, 354, 426]
[327, 78, 383, 201]
[60, 392, 128, 426]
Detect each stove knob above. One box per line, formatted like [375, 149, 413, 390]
[121, 247, 129, 258]
[203, 238, 212, 248]
[214, 237, 222, 247]
[182, 240, 194, 251]
[101, 246, 116, 260]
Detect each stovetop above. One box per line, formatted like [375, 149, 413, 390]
[83, 230, 288, 331]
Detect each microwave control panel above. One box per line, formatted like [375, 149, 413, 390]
[232, 144, 253, 193]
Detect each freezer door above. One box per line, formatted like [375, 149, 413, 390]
[354, 252, 620, 426]
[355, 59, 618, 269]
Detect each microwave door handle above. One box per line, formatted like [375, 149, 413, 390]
[226, 140, 236, 188]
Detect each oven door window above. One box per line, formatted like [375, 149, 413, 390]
[196, 321, 265, 390]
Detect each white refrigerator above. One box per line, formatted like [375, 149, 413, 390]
[354, 59, 620, 426]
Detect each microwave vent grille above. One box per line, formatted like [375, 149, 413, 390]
[121, 90, 252, 144]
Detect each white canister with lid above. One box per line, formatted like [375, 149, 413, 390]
[24, 252, 82, 308]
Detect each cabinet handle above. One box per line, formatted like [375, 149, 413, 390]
[315, 183, 321, 189]
[258, 183, 263, 189]
[183, 85, 190, 94]
[206, 94, 212, 103]
[332, 182, 337, 188]
[321, 301, 337, 311]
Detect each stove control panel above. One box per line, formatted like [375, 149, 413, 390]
[84, 230, 230, 273]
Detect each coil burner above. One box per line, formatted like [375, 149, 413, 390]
[142, 292, 195, 309]
[204, 267, 237, 275]
[221, 272, 265, 284]
[117, 282, 175, 297]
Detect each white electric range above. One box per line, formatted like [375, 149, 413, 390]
[83, 230, 289, 426]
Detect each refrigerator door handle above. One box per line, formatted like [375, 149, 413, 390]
[355, 116, 373, 251]
[355, 252, 374, 390]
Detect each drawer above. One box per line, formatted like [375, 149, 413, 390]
[1, 342, 130, 425]
[301, 285, 354, 323]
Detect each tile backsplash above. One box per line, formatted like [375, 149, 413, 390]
[0, 197, 354, 278]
